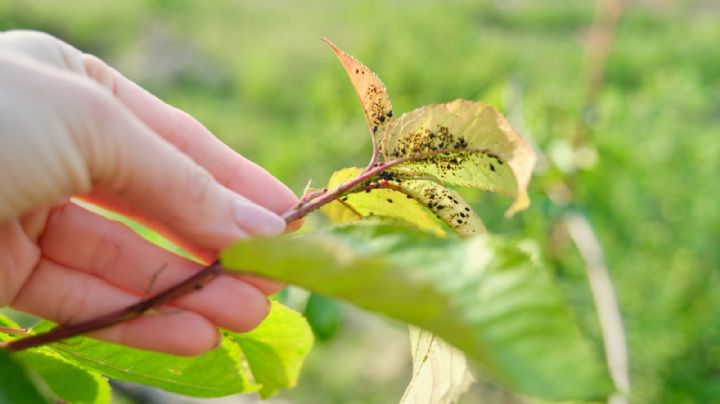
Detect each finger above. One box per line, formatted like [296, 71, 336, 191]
[12, 259, 219, 355]
[49, 66, 287, 250]
[81, 190, 299, 263]
[1, 52, 286, 252]
[233, 275, 285, 296]
[0, 31, 298, 234]
[81, 54, 298, 215]
[40, 202, 277, 329]
[79, 190, 222, 263]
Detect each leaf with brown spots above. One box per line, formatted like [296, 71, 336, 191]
[397, 179, 486, 237]
[321, 38, 394, 142]
[320, 167, 445, 236]
[382, 100, 536, 216]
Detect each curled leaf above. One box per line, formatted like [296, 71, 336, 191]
[322, 38, 394, 140]
[382, 100, 536, 216]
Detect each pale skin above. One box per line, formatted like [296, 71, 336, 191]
[0, 31, 299, 355]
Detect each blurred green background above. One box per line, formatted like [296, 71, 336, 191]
[2, 0, 719, 402]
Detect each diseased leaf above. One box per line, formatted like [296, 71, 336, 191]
[36, 325, 259, 397]
[381, 100, 536, 216]
[226, 301, 314, 398]
[221, 224, 612, 400]
[397, 179, 485, 237]
[0, 350, 47, 404]
[322, 38, 394, 140]
[400, 327, 475, 404]
[321, 167, 445, 236]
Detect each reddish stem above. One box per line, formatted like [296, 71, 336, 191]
[0, 327, 29, 337]
[364, 140, 381, 173]
[286, 147, 483, 222]
[2, 146, 481, 352]
[1, 262, 223, 352]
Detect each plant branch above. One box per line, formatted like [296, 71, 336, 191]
[0, 327, 29, 337]
[3, 146, 482, 352]
[364, 140, 381, 173]
[1, 262, 224, 352]
[284, 147, 491, 223]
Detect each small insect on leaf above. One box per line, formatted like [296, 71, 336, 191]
[320, 167, 445, 237]
[398, 179, 486, 237]
[382, 101, 537, 216]
[321, 38, 394, 142]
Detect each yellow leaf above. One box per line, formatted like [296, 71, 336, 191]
[320, 167, 445, 237]
[398, 179, 486, 237]
[321, 38, 394, 140]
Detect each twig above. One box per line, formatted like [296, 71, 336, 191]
[284, 147, 493, 223]
[3, 146, 479, 352]
[1, 262, 223, 352]
[0, 326, 29, 337]
[565, 213, 629, 404]
[364, 140, 381, 173]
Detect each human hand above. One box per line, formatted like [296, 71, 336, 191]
[0, 31, 298, 355]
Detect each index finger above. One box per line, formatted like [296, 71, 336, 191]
[81, 54, 298, 215]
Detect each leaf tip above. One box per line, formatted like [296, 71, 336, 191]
[319, 36, 340, 53]
[504, 192, 531, 217]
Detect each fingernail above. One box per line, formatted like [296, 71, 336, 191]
[234, 199, 286, 237]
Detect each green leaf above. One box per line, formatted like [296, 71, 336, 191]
[322, 38, 394, 141]
[1, 314, 110, 404]
[226, 301, 314, 398]
[42, 333, 258, 397]
[305, 293, 342, 341]
[0, 350, 47, 404]
[400, 327, 475, 404]
[321, 167, 445, 236]
[17, 350, 110, 404]
[221, 224, 612, 400]
[32, 302, 313, 398]
[0, 312, 21, 333]
[381, 100, 536, 216]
